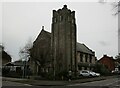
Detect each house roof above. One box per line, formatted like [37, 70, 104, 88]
[4, 60, 29, 66]
[2, 51, 12, 61]
[4, 62, 14, 66]
[77, 43, 94, 55]
[98, 55, 115, 62]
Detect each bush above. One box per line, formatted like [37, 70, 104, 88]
[93, 63, 111, 76]
[2, 67, 10, 76]
[55, 70, 69, 80]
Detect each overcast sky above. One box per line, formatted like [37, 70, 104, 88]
[1, 1, 118, 62]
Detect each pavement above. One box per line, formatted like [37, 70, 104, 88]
[2, 75, 119, 86]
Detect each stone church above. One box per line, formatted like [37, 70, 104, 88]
[29, 5, 96, 79]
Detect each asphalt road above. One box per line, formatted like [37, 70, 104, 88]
[2, 81, 33, 86]
[2, 77, 120, 88]
[68, 77, 120, 87]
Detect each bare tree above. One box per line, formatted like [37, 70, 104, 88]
[98, 0, 120, 15]
[19, 38, 33, 61]
[112, 1, 120, 15]
[19, 38, 33, 78]
[115, 53, 120, 63]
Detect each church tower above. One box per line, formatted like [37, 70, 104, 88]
[51, 5, 77, 76]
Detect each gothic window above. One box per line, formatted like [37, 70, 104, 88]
[68, 16, 70, 22]
[60, 16, 62, 21]
[80, 53, 83, 62]
[85, 54, 88, 62]
[54, 18, 57, 23]
[72, 19, 74, 23]
[90, 55, 92, 63]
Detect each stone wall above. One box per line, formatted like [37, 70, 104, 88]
[51, 5, 77, 75]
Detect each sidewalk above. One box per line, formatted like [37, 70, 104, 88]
[2, 75, 118, 86]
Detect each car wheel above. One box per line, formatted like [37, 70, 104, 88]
[79, 74, 83, 77]
[89, 74, 92, 77]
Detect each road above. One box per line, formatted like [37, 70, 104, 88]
[68, 77, 120, 87]
[2, 81, 33, 86]
[2, 77, 120, 88]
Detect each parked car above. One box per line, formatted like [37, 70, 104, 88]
[79, 70, 100, 77]
[94, 72, 101, 76]
[111, 70, 120, 75]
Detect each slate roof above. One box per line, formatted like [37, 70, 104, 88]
[34, 29, 51, 44]
[34, 30, 95, 55]
[4, 60, 29, 66]
[77, 42, 94, 55]
[2, 51, 12, 61]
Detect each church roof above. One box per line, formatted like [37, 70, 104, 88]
[33, 28, 51, 44]
[77, 43, 95, 55]
[34, 29, 95, 55]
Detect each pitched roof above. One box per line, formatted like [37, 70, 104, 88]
[77, 43, 94, 55]
[34, 29, 51, 44]
[34, 30, 95, 55]
[98, 55, 115, 62]
[2, 51, 12, 60]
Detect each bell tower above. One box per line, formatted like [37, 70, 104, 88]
[51, 5, 77, 76]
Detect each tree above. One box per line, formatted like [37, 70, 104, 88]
[94, 63, 110, 76]
[112, 1, 120, 15]
[115, 53, 120, 63]
[99, 0, 120, 15]
[19, 38, 33, 78]
[19, 38, 33, 61]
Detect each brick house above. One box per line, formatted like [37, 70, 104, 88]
[98, 55, 115, 72]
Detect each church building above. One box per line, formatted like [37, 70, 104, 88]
[29, 5, 96, 79]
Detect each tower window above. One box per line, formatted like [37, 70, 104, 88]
[54, 18, 57, 23]
[68, 16, 70, 22]
[72, 19, 74, 23]
[60, 16, 62, 21]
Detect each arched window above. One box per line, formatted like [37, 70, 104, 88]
[54, 18, 57, 23]
[60, 16, 62, 21]
[90, 55, 92, 63]
[80, 53, 83, 62]
[85, 54, 88, 62]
